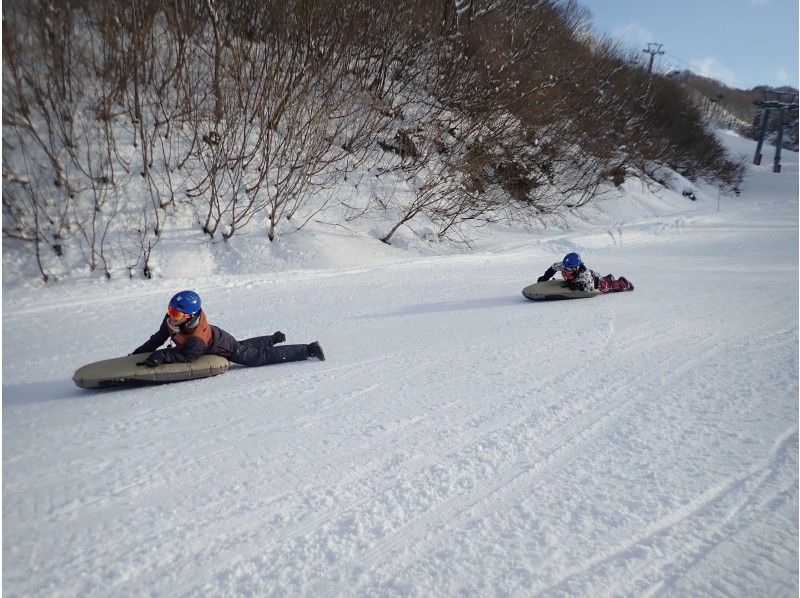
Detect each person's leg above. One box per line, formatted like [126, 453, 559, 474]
[230, 336, 309, 367]
[601, 275, 634, 293]
[597, 275, 612, 293]
[617, 277, 634, 291]
[230, 336, 325, 367]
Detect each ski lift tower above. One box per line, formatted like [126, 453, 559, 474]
[753, 90, 799, 173]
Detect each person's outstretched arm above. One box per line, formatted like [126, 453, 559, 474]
[132, 318, 170, 355]
[537, 265, 557, 283]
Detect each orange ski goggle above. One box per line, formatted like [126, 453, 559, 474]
[167, 305, 191, 321]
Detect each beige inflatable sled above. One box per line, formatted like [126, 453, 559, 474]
[73, 353, 230, 389]
[522, 279, 601, 301]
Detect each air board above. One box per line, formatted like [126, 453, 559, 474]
[522, 279, 601, 301]
[73, 353, 230, 389]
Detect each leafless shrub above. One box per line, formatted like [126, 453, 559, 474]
[2, 1, 170, 280]
[3, 0, 745, 283]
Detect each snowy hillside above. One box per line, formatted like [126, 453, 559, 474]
[3, 131, 798, 596]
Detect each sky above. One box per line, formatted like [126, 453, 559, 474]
[578, 0, 799, 90]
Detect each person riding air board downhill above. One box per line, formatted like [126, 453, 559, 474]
[132, 290, 325, 368]
[537, 252, 634, 294]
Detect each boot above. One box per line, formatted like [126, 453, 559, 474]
[308, 341, 326, 361]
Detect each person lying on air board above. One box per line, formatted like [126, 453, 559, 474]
[537, 252, 634, 294]
[132, 290, 325, 367]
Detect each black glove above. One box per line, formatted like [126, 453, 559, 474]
[136, 357, 160, 368]
[567, 281, 583, 291]
[272, 331, 286, 344]
[537, 276, 548, 283]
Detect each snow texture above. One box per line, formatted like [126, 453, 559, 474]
[3, 132, 798, 596]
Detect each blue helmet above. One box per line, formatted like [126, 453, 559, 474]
[563, 252, 582, 269]
[169, 290, 201, 316]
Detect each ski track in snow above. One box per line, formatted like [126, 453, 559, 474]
[3, 133, 798, 596]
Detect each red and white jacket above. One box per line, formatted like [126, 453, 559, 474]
[542, 261, 598, 291]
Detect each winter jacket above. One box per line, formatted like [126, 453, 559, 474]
[539, 262, 634, 294]
[132, 310, 238, 364]
[539, 261, 599, 292]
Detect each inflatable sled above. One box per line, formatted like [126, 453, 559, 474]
[522, 279, 601, 301]
[73, 353, 230, 389]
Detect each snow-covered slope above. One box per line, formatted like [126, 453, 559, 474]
[3, 132, 798, 596]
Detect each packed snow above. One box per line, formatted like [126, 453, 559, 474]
[3, 132, 798, 596]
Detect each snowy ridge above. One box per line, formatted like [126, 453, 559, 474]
[2, 131, 798, 596]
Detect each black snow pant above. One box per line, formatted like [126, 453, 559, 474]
[230, 335, 309, 367]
